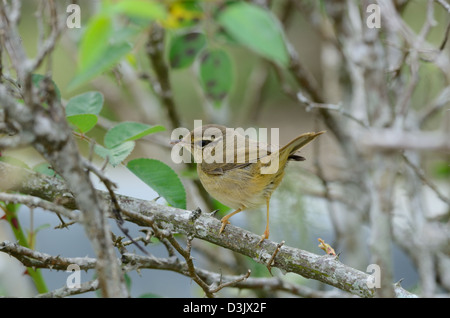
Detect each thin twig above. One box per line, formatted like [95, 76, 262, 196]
[29, 0, 65, 73]
[297, 92, 369, 128]
[402, 153, 450, 206]
[36, 279, 99, 298]
[209, 269, 251, 294]
[83, 159, 150, 256]
[436, 0, 450, 13]
[166, 234, 215, 297]
[145, 23, 181, 129]
[266, 240, 285, 275]
[0, 192, 81, 223]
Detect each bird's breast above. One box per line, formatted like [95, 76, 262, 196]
[197, 163, 284, 210]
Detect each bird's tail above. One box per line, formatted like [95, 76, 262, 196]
[258, 131, 325, 175]
[279, 131, 326, 161]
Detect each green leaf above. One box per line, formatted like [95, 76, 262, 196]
[95, 141, 135, 167]
[66, 91, 104, 116]
[109, 25, 142, 44]
[33, 223, 51, 234]
[65, 91, 103, 133]
[165, 1, 203, 29]
[433, 161, 450, 179]
[0, 156, 30, 169]
[139, 293, 162, 298]
[104, 122, 165, 149]
[127, 158, 186, 209]
[212, 199, 231, 216]
[217, 2, 289, 67]
[199, 49, 233, 105]
[68, 42, 132, 91]
[79, 14, 112, 72]
[124, 273, 132, 294]
[67, 114, 98, 133]
[33, 162, 62, 179]
[68, 12, 134, 90]
[112, 0, 167, 21]
[169, 32, 206, 69]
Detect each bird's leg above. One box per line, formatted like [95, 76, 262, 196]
[219, 208, 242, 234]
[258, 197, 271, 244]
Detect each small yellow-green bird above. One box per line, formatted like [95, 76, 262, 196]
[175, 124, 325, 243]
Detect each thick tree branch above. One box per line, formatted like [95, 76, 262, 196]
[0, 161, 417, 298]
[1, 240, 340, 298]
[0, 241, 97, 271]
[360, 129, 450, 153]
[0, 192, 81, 222]
[0, 84, 127, 297]
[0, 0, 127, 295]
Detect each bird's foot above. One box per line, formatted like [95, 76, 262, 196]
[258, 229, 270, 245]
[219, 218, 230, 235]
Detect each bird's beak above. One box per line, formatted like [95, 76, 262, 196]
[170, 139, 181, 146]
